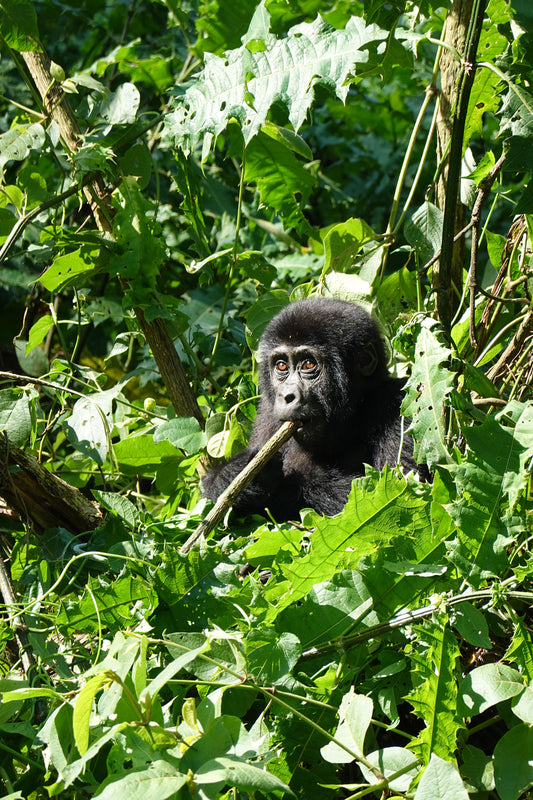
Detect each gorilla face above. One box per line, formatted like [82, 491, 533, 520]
[269, 345, 322, 420]
[259, 298, 387, 450]
[267, 344, 326, 446]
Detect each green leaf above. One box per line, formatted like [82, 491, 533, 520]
[63, 388, 119, 465]
[245, 128, 316, 234]
[194, 0, 258, 54]
[73, 673, 111, 755]
[0, 387, 33, 446]
[273, 471, 430, 614]
[404, 201, 443, 264]
[465, 24, 506, 141]
[402, 320, 454, 468]
[26, 314, 54, 353]
[61, 723, 129, 788]
[154, 416, 207, 452]
[245, 290, 289, 351]
[494, 724, 533, 800]
[166, 15, 390, 154]
[94, 762, 187, 800]
[458, 662, 525, 716]
[40, 247, 100, 292]
[446, 414, 530, 586]
[512, 686, 533, 724]
[407, 622, 464, 763]
[359, 747, 420, 792]
[505, 617, 533, 680]
[0, 123, 45, 169]
[453, 602, 491, 648]
[93, 490, 142, 529]
[0, 0, 40, 49]
[246, 629, 301, 684]
[195, 755, 293, 794]
[114, 434, 182, 474]
[323, 218, 377, 273]
[1, 686, 65, 702]
[414, 754, 469, 800]
[57, 576, 157, 634]
[278, 570, 376, 650]
[322, 271, 372, 306]
[377, 266, 418, 324]
[321, 689, 372, 763]
[100, 83, 140, 126]
[141, 642, 210, 705]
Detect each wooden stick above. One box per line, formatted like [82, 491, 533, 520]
[180, 420, 300, 554]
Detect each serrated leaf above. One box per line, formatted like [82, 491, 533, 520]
[165, 15, 389, 154]
[402, 320, 453, 468]
[274, 470, 430, 614]
[446, 414, 529, 586]
[407, 622, 464, 763]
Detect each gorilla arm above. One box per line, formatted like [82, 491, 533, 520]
[201, 419, 301, 518]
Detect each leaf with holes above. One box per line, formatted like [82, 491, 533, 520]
[165, 15, 390, 155]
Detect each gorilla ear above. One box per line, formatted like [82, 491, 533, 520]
[359, 342, 379, 376]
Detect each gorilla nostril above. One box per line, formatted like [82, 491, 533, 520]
[284, 393, 296, 404]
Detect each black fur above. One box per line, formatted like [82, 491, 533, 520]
[202, 298, 419, 519]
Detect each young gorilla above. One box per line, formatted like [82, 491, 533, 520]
[202, 297, 419, 520]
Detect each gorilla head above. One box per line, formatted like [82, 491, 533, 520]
[203, 297, 419, 519]
[257, 299, 390, 451]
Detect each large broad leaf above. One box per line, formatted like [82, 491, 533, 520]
[165, 15, 389, 154]
[267, 470, 430, 615]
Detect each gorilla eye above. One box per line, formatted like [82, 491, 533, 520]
[301, 359, 316, 371]
[275, 360, 288, 372]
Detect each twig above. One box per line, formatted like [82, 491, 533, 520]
[180, 420, 300, 555]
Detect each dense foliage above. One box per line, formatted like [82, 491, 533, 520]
[0, 0, 532, 797]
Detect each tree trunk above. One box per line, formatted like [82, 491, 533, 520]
[434, 0, 486, 330]
[0, 434, 103, 533]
